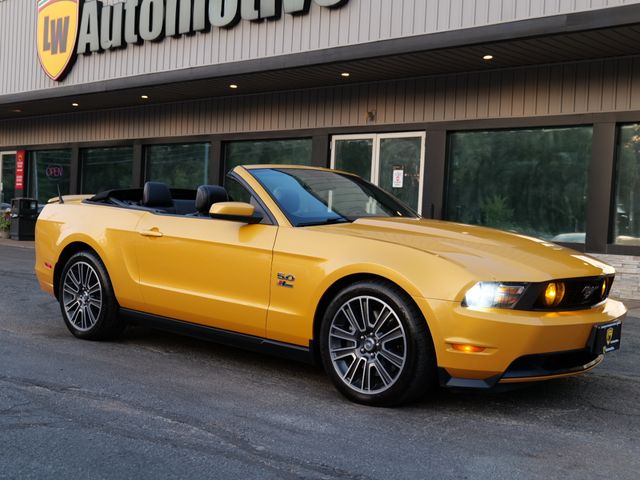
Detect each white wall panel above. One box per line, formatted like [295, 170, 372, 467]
[1, 0, 639, 96]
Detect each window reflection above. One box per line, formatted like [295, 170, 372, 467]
[614, 125, 640, 246]
[81, 147, 133, 194]
[1, 153, 16, 204]
[446, 127, 592, 243]
[224, 139, 312, 174]
[30, 150, 72, 205]
[145, 143, 209, 188]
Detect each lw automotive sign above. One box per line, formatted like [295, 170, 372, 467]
[37, 0, 349, 81]
[37, 0, 80, 81]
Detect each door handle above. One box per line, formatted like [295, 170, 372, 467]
[139, 229, 163, 238]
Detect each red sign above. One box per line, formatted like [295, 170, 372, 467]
[15, 150, 25, 190]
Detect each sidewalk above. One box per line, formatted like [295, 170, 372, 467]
[622, 299, 640, 318]
[0, 237, 34, 249]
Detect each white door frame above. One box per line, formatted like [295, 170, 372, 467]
[0, 151, 17, 204]
[330, 132, 426, 214]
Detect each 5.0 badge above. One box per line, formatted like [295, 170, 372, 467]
[277, 273, 295, 288]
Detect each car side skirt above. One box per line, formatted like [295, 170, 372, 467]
[120, 309, 315, 365]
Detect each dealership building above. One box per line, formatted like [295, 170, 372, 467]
[1, 0, 640, 299]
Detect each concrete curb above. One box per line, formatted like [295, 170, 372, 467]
[0, 238, 35, 249]
[618, 299, 640, 318]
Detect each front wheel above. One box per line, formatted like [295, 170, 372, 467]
[319, 280, 437, 407]
[58, 251, 124, 340]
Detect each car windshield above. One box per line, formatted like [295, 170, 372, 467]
[250, 168, 418, 227]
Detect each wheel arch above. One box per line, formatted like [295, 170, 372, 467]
[53, 241, 102, 299]
[311, 273, 430, 364]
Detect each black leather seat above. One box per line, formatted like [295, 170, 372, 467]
[193, 185, 228, 216]
[142, 182, 175, 213]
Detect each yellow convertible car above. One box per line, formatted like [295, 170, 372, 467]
[35, 165, 625, 406]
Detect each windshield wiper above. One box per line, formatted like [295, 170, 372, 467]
[297, 218, 350, 227]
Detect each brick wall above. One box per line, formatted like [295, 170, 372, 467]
[592, 254, 640, 301]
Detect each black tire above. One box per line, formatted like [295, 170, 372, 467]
[58, 251, 124, 340]
[319, 279, 437, 407]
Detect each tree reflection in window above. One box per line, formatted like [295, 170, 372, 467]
[446, 127, 592, 243]
[615, 125, 640, 246]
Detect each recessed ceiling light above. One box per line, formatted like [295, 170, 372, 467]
[483, 54, 494, 61]
[229, 84, 238, 89]
[11, 108, 22, 113]
[140, 95, 149, 100]
[341, 72, 351, 77]
[72, 102, 79, 107]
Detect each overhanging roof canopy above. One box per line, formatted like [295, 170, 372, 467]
[3, 4, 640, 120]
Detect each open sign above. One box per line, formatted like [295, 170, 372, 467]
[46, 165, 64, 178]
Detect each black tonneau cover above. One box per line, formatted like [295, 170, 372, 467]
[89, 188, 143, 203]
[89, 187, 196, 203]
[87, 187, 198, 215]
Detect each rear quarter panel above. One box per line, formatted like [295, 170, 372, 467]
[35, 202, 147, 310]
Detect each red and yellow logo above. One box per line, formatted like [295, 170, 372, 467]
[37, 0, 80, 81]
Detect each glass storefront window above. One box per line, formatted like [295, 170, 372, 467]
[81, 147, 133, 194]
[224, 139, 312, 174]
[614, 124, 640, 246]
[446, 126, 592, 243]
[145, 143, 210, 189]
[1, 153, 16, 204]
[30, 150, 72, 205]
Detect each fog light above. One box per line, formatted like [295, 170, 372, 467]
[452, 344, 486, 353]
[544, 282, 565, 307]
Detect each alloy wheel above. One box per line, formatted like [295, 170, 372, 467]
[328, 296, 407, 394]
[62, 261, 103, 332]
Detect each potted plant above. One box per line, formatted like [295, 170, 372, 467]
[0, 216, 10, 239]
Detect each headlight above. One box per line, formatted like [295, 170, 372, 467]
[463, 282, 527, 309]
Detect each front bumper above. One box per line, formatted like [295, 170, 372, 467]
[414, 297, 626, 388]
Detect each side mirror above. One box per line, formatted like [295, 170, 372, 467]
[209, 202, 263, 224]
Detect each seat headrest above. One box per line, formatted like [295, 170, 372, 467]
[196, 185, 228, 214]
[143, 182, 173, 208]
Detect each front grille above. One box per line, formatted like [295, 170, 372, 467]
[515, 275, 614, 311]
[502, 349, 600, 379]
[555, 277, 611, 310]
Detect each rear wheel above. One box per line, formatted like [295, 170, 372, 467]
[319, 280, 437, 407]
[59, 251, 124, 340]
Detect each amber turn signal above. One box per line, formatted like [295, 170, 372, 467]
[452, 344, 486, 353]
[544, 282, 565, 307]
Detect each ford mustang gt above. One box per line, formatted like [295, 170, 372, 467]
[35, 165, 626, 406]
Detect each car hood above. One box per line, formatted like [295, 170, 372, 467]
[312, 217, 613, 282]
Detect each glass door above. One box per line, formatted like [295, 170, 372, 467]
[0, 152, 17, 205]
[332, 135, 375, 182]
[331, 133, 426, 214]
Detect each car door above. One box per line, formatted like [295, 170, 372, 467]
[134, 210, 277, 338]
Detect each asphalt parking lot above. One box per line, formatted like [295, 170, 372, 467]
[0, 242, 639, 480]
